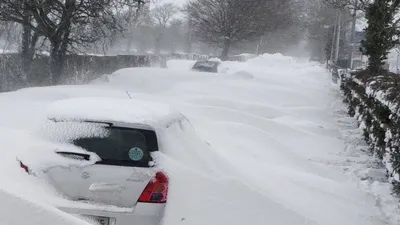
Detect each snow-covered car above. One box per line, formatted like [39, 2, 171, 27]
[191, 60, 221, 73]
[17, 97, 186, 225]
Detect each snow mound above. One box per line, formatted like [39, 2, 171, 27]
[46, 97, 184, 128]
[0, 188, 91, 225]
[166, 60, 197, 71]
[156, 118, 321, 225]
[90, 74, 111, 84]
[232, 71, 254, 79]
[208, 57, 222, 63]
[246, 53, 309, 70]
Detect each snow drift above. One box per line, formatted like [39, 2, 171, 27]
[0, 53, 394, 225]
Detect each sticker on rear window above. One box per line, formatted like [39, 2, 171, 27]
[128, 147, 144, 161]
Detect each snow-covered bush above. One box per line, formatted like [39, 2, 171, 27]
[338, 69, 400, 195]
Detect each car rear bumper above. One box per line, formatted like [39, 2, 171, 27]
[58, 203, 165, 225]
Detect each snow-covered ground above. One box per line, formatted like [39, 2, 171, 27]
[0, 53, 398, 225]
[0, 188, 93, 225]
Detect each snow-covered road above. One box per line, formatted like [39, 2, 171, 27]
[0, 54, 397, 225]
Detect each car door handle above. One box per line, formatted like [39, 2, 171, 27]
[89, 183, 123, 192]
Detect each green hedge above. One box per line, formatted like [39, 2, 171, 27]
[338, 69, 400, 194]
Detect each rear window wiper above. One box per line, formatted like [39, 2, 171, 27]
[82, 120, 113, 126]
[49, 118, 113, 127]
[55, 151, 91, 161]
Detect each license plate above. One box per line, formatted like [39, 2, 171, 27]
[95, 217, 110, 225]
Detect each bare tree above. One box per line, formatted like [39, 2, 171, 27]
[184, 0, 293, 59]
[0, 0, 43, 71]
[0, 22, 20, 50]
[165, 19, 184, 53]
[151, 3, 178, 54]
[125, 0, 149, 52]
[0, 0, 137, 84]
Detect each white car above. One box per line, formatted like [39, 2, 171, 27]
[18, 97, 186, 225]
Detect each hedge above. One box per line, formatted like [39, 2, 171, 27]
[0, 53, 210, 92]
[0, 54, 151, 92]
[337, 68, 400, 194]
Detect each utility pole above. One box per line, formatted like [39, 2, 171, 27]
[256, 36, 263, 55]
[330, 11, 338, 64]
[186, 19, 193, 53]
[334, 9, 341, 64]
[348, 0, 358, 69]
[396, 48, 400, 75]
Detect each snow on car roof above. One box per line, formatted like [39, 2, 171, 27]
[46, 97, 184, 129]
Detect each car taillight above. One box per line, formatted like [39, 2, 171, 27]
[19, 161, 30, 174]
[138, 172, 168, 204]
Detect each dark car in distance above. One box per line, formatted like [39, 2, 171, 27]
[191, 60, 221, 73]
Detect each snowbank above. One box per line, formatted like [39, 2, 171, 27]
[166, 60, 197, 71]
[0, 188, 91, 225]
[207, 57, 222, 63]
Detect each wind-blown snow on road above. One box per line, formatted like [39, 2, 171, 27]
[0, 188, 92, 225]
[0, 54, 393, 224]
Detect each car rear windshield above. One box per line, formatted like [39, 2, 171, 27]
[72, 127, 158, 168]
[193, 62, 218, 68]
